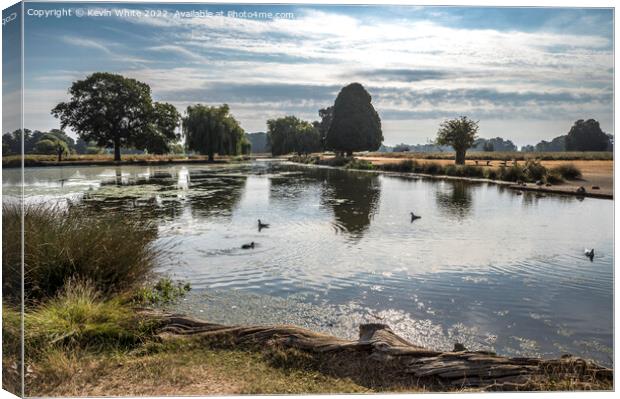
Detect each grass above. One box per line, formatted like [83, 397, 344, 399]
[290, 155, 584, 186]
[1, 153, 244, 167]
[367, 151, 613, 161]
[132, 278, 191, 305]
[551, 163, 583, 180]
[24, 279, 158, 354]
[2, 203, 161, 303]
[25, 340, 373, 396]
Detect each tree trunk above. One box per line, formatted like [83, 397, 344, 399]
[455, 149, 466, 165]
[346, 150, 353, 157]
[113, 137, 121, 162]
[57, 149, 62, 162]
[208, 152, 214, 162]
[144, 311, 613, 391]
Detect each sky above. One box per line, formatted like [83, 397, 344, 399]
[2, 2, 614, 147]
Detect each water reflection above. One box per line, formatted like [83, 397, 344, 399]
[4, 162, 614, 366]
[435, 180, 473, 220]
[320, 169, 381, 239]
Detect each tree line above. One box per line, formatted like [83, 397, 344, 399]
[2, 72, 251, 162]
[2, 72, 612, 165]
[266, 82, 384, 157]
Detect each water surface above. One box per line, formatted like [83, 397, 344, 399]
[5, 161, 613, 365]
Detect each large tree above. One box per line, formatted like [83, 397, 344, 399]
[183, 104, 245, 161]
[134, 102, 182, 154]
[267, 116, 321, 156]
[325, 83, 382, 157]
[52, 72, 163, 161]
[565, 119, 610, 151]
[436, 116, 479, 165]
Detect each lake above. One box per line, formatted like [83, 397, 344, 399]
[4, 160, 613, 366]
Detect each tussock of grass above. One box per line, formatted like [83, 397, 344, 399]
[551, 163, 583, 180]
[25, 279, 157, 354]
[2, 203, 160, 302]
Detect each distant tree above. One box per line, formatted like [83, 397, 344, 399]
[183, 104, 245, 161]
[2, 129, 28, 155]
[436, 116, 479, 165]
[52, 72, 160, 161]
[316, 106, 333, 146]
[565, 119, 610, 151]
[535, 135, 566, 152]
[325, 83, 382, 157]
[393, 143, 410, 152]
[239, 136, 252, 155]
[34, 138, 69, 161]
[267, 116, 321, 155]
[521, 144, 535, 152]
[245, 132, 270, 153]
[483, 141, 494, 152]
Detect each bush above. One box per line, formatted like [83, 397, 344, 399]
[551, 163, 582, 180]
[378, 159, 417, 173]
[484, 168, 499, 180]
[317, 156, 349, 167]
[344, 158, 374, 170]
[499, 165, 526, 182]
[2, 203, 161, 303]
[422, 162, 443, 175]
[546, 171, 564, 185]
[524, 159, 547, 181]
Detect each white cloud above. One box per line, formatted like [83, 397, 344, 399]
[61, 36, 112, 54]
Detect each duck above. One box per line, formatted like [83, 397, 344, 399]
[584, 248, 594, 261]
[576, 186, 586, 195]
[258, 219, 270, 231]
[410, 212, 422, 222]
[241, 242, 255, 249]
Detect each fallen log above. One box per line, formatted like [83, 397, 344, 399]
[145, 311, 612, 391]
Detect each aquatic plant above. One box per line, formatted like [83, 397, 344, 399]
[133, 277, 191, 305]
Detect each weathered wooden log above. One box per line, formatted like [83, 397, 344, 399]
[145, 311, 612, 391]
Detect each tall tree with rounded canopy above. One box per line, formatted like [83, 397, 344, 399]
[51, 73, 156, 161]
[436, 116, 479, 165]
[565, 119, 610, 151]
[325, 83, 382, 157]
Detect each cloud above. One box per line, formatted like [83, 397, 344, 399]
[148, 45, 204, 61]
[61, 36, 112, 54]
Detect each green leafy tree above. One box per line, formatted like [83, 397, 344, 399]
[325, 83, 382, 157]
[436, 116, 479, 165]
[267, 116, 321, 155]
[52, 72, 158, 161]
[565, 119, 611, 151]
[34, 138, 69, 161]
[183, 104, 245, 161]
[134, 102, 182, 154]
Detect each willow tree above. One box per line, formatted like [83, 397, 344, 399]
[325, 83, 382, 157]
[436, 116, 479, 165]
[183, 104, 245, 161]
